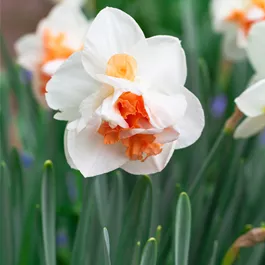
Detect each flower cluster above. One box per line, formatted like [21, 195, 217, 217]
[15, 0, 92, 107]
[45, 8, 205, 177]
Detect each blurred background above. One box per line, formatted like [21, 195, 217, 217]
[1, 0, 265, 265]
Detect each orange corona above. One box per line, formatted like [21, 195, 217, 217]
[98, 54, 163, 161]
[39, 29, 79, 94]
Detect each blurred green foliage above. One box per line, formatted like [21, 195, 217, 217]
[1, 0, 265, 265]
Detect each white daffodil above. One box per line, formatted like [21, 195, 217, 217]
[211, 0, 265, 61]
[15, 1, 92, 107]
[46, 7, 205, 177]
[234, 79, 265, 138]
[246, 21, 265, 83]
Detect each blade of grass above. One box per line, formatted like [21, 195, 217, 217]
[42, 161, 56, 265]
[140, 238, 158, 265]
[175, 192, 191, 265]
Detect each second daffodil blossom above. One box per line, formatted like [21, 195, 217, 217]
[45, 8, 205, 177]
[211, 0, 265, 61]
[246, 21, 265, 83]
[15, 1, 92, 107]
[234, 79, 265, 138]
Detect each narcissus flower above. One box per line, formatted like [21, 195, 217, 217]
[211, 0, 265, 60]
[246, 21, 265, 83]
[46, 8, 205, 177]
[15, 1, 91, 107]
[234, 79, 265, 138]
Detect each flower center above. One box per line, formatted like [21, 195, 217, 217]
[39, 29, 79, 94]
[98, 92, 162, 161]
[226, 0, 265, 35]
[106, 54, 137, 81]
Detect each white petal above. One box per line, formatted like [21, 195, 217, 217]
[37, 2, 90, 49]
[144, 91, 187, 129]
[173, 87, 205, 149]
[64, 129, 77, 169]
[234, 115, 265, 139]
[15, 34, 42, 71]
[131, 36, 187, 89]
[247, 21, 265, 76]
[95, 74, 143, 95]
[42, 59, 65, 76]
[45, 51, 100, 120]
[95, 91, 128, 128]
[155, 127, 180, 144]
[54, 107, 81, 121]
[66, 124, 128, 177]
[235, 79, 265, 117]
[82, 7, 145, 77]
[121, 142, 175, 175]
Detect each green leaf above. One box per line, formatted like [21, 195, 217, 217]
[0, 162, 14, 265]
[103, 228, 111, 265]
[140, 238, 158, 265]
[10, 149, 24, 260]
[114, 175, 152, 265]
[131, 241, 141, 265]
[209, 241, 218, 265]
[42, 160, 56, 265]
[71, 178, 96, 265]
[175, 192, 191, 265]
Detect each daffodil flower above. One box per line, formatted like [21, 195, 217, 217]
[211, 0, 265, 61]
[46, 8, 205, 177]
[15, 1, 92, 107]
[234, 79, 265, 138]
[246, 21, 265, 83]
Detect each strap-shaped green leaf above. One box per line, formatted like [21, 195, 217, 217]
[175, 192, 191, 265]
[42, 160, 56, 265]
[140, 238, 158, 265]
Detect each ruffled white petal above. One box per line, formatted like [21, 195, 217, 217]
[66, 124, 128, 177]
[234, 115, 265, 139]
[42, 59, 65, 76]
[82, 7, 145, 77]
[15, 34, 42, 71]
[45, 51, 100, 120]
[247, 21, 265, 76]
[131, 36, 187, 89]
[235, 79, 265, 117]
[95, 91, 128, 128]
[121, 142, 176, 175]
[144, 91, 187, 129]
[173, 87, 205, 149]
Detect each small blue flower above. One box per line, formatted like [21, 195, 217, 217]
[56, 230, 68, 247]
[20, 69, 32, 84]
[20, 152, 34, 168]
[210, 94, 227, 118]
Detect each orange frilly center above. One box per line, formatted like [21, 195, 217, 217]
[98, 53, 163, 161]
[39, 29, 80, 94]
[226, 0, 265, 35]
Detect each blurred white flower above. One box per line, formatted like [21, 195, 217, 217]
[45, 7, 205, 177]
[211, 0, 265, 61]
[246, 21, 265, 83]
[15, 1, 92, 107]
[234, 79, 265, 138]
